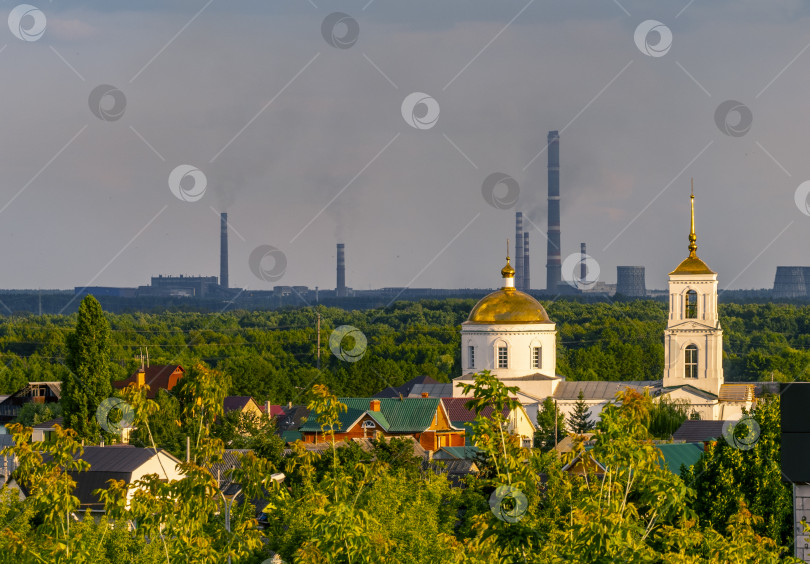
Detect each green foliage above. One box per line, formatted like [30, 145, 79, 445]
[14, 401, 62, 427]
[648, 395, 690, 439]
[0, 372, 797, 562]
[683, 395, 793, 547]
[62, 296, 114, 441]
[212, 409, 286, 468]
[535, 396, 565, 450]
[1, 300, 809, 561]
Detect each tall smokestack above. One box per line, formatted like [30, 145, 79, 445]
[580, 243, 586, 283]
[220, 212, 228, 288]
[336, 243, 346, 297]
[523, 231, 530, 291]
[547, 131, 561, 291]
[515, 213, 524, 290]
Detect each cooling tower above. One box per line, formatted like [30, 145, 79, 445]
[616, 266, 646, 298]
[773, 266, 806, 299]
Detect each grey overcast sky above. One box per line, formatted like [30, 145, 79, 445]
[2, 0, 809, 291]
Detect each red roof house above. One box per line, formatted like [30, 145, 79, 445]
[113, 365, 185, 399]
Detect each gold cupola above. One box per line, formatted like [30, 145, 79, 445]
[670, 184, 715, 276]
[467, 242, 552, 324]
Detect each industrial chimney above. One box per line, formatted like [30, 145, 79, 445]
[220, 212, 228, 288]
[336, 243, 346, 297]
[580, 243, 586, 283]
[523, 231, 530, 291]
[546, 131, 561, 291]
[515, 212, 524, 290]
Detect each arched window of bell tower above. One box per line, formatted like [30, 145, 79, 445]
[685, 290, 698, 319]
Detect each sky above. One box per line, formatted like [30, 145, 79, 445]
[2, 0, 810, 292]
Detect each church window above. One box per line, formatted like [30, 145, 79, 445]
[685, 345, 698, 378]
[498, 346, 508, 368]
[685, 290, 698, 318]
[532, 347, 542, 369]
[468, 346, 475, 368]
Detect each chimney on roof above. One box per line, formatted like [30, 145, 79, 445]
[266, 400, 270, 415]
[137, 369, 145, 387]
[421, 392, 429, 398]
[369, 399, 381, 412]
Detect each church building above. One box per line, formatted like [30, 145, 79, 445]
[453, 192, 758, 425]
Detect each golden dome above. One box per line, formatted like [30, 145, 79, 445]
[670, 256, 715, 275]
[467, 288, 552, 324]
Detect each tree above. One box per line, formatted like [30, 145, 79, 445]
[683, 395, 792, 546]
[568, 390, 595, 433]
[62, 295, 113, 441]
[15, 401, 62, 427]
[535, 396, 565, 450]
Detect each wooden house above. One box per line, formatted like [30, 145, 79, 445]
[299, 398, 465, 452]
[0, 382, 61, 424]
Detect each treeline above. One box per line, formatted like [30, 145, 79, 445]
[2, 300, 810, 401]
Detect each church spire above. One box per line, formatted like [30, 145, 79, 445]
[501, 239, 515, 288]
[688, 179, 697, 258]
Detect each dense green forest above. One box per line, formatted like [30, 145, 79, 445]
[0, 299, 809, 402]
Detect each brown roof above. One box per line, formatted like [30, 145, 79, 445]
[672, 420, 728, 443]
[32, 417, 64, 429]
[441, 397, 511, 423]
[223, 396, 258, 413]
[113, 365, 184, 398]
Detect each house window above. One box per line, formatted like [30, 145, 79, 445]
[685, 290, 698, 319]
[498, 346, 508, 369]
[685, 345, 698, 378]
[532, 346, 542, 369]
[362, 420, 376, 429]
[468, 346, 475, 369]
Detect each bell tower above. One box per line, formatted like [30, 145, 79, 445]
[663, 187, 724, 396]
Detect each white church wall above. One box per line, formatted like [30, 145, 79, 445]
[460, 323, 557, 379]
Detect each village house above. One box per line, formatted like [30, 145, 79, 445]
[113, 364, 185, 398]
[299, 397, 466, 452]
[18, 445, 183, 514]
[441, 397, 535, 447]
[0, 382, 61, 424]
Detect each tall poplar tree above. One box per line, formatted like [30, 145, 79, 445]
[62, 295, 113, 440]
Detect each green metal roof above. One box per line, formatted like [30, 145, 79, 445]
[570, 443, 704, 476]
[280, 430, 303, 443]
[299, 398, 441, 433]
[437, 446, 481, 460]
[656, 443, 704, 475]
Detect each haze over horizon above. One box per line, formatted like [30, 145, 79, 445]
[2, 1, 810, 293]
